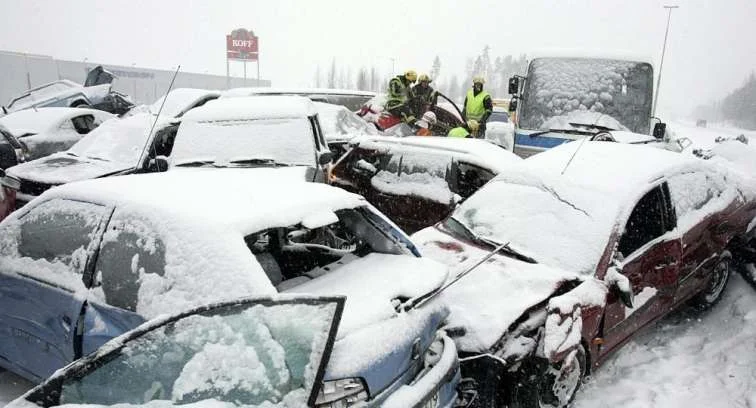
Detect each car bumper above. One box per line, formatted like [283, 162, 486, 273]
[380, 333, 461, 408]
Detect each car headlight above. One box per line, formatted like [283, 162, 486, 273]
[424, 337, 444, 367]
[316, 378, 369, 407]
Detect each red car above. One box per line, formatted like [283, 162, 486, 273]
[413, 142, 756, 408]
[0, 169, 19, 221]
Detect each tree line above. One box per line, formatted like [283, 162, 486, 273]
[693, 72, 756, 129]
[312, 46, 528, 102]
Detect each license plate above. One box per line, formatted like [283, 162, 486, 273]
[423, 392, 439, 408]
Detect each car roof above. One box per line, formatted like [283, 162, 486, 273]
[519, 141, 706, 199]
[351, 136, 522, 173]
[223, 87, 376, 98]
[181, 95, 318, 122]
[38, 168, 366, 235]
[0, 107, 114, 135]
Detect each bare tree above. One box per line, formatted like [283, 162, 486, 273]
[314, 65, 322, 88]
[327, 58, 336, 89]
[431, 56, 441, 81]
[356, 67, 369, 91]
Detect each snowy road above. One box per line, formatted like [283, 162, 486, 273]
[575, 273, 756, 408]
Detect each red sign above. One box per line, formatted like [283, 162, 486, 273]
[226, 28, 259, 61]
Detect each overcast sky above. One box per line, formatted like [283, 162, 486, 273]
[1, 0, 754, 117]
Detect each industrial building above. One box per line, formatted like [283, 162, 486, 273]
[0, 50, 270, 107]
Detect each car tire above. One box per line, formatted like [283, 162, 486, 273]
[692, 255, 731, 310]
[510, 345, 587, 408]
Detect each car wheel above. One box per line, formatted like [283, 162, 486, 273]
[692, 255, 731, 309]
[510, 345, 587, 408]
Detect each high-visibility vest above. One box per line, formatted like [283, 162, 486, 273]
[448, 127, 470, 138]
[465, 89, 490, 121]
[385, 77, 409, 110]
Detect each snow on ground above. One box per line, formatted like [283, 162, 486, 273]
[669, 120, 756, 151]
[574, 273, 756, 408]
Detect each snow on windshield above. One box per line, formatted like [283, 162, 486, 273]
[451, 177, 616, 273]
[69, 114, 154, 166]
[314, 103, 378, 141]
[172, 118, 316, 166]
[519, 58, 653, 134]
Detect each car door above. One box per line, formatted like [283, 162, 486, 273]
[667, 170, 732, 302]
[451, 160, 497, 200]
[600, 184, 681, 358]
[22, 297, 344, 408]
[0, 198, 112, 381]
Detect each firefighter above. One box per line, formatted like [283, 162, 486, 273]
[462, 76, 493, 136]
[411, 74, 439, 117]
[447, 125, 470, 138]
[384, 70, 417, 123]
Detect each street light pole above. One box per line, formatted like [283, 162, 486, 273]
[652, 5, 679, 117]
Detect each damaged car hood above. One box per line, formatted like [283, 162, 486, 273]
[412, 227, 581, 353]
[7, 153, 129, 185]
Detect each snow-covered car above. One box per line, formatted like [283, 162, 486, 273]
[330, 136, 522, 233]
[0, 107, 113, 162]
[0, 124, 26, 170]
[412, 141, 756, 407]
[3, 66, 133, 116]
[485, 107, 515, 150]
[170, 96, 333, 182]
[223, 87, 376, 111]
[358, 94, 465, 136]
[124, 88, 221, 119]
[0, 170, 461, 407]
[507, 56, 676, 157]
[8, 296, 347, 408]
[314, 101, 381, 159]
[6, 113, 177, 207]
[0, 168, 19, 222]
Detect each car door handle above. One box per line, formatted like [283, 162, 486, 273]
[61, 315, 72, 333]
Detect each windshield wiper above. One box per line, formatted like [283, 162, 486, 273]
[86, 155, 109, 162]
[447, 216, 537, 264]
[526, 128, 598, 138]
[174, 160, 223, 168]
[568, 122, 616, 132]
[227, 158, 302, 167]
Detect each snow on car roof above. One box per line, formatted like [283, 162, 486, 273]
[41, 168, 365, 236]
[223, 87, 376, 98]
[352, 136, 522, 173]
[149, 88, 221, 117]
[182, 95, 317, 122]
[0, 107, 113, 135]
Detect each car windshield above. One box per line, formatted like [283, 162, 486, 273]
[172, 118, 317, 167]
[518, 57, 653, 134]
[446, 178, 615, 273]
[68, 114, 152, 166]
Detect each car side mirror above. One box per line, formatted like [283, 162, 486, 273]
[613, 281, 634, 308]
[508, 98, 518, 113]
[147, 155, 169, 172]
[508, 76, 520, 95]
[318, 152, 334, 166]
[652, 122, 667, 139]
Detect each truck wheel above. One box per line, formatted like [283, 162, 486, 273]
[510, 345, 586, 408]
[692, 256, 730, 309]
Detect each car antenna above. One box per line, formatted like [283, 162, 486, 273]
[405, 241, 510, 311]
[560, 136, 588, 175]
[136, 65, 181, 171]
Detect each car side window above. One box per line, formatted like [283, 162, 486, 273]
[94, 211, 167, 312]
[618, 186, 667, 257]
[667, 171, 727, 222]
[13, 199, 109, 279]
[455, 161, 496, 198]
[71, 115, 97, 135]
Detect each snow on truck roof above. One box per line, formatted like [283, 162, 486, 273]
[0, 107, 113, 135]
[526, 50, 654, 66]
[181, 95, 318, 122]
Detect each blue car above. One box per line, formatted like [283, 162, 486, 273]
[0, 169, 460, 407]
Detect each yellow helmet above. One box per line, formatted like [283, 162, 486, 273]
[472, 76, 485, 85]
[418, 73, 432, 83]
[404, 70, 418, 83]
[467, 119, 480, 132]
